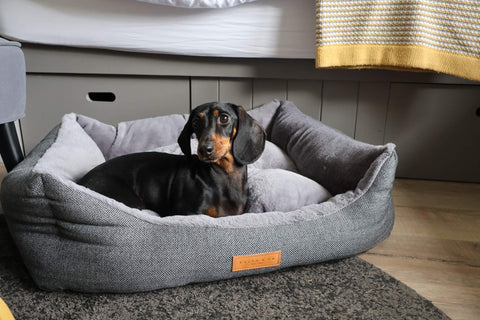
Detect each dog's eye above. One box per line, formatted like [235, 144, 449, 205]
[219, 114, 230, 124]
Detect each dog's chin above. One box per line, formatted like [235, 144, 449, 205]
[197, 154, 219, 163]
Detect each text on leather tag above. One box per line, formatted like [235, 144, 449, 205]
[232, 251, 282, 272]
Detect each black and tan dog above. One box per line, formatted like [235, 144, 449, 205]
[79, 102, 266, 217]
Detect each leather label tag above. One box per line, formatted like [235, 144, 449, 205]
[232, 251, 281, 272]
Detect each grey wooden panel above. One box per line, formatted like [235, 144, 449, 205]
[355, 81, 389, 144]
[191, 78, 218, 108]
[321, 81, 359, 137]
[23, 45, 477, 85]
[22, 75, 189, 153]
[385, 83, 480, 182]
[219, 78, 252, 109]
[287, 80, 322, 120]
[252, 79, 287, 108]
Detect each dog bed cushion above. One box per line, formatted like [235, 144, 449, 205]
[151, 139, 332, 213]
[1, 100, 397, 293]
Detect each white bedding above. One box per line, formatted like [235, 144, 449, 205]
[137, 0, 259, 8]
[0, 0, 315, 59]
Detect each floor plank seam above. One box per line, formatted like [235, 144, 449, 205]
[361, 252, 480, 268]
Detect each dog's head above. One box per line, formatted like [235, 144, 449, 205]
[178, 102, 266, 166]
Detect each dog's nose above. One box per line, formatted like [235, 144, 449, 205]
[205, 145, 214, 156]
[199, 140, 215, 158]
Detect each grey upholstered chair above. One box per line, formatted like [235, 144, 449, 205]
[0, 38, 25, 172]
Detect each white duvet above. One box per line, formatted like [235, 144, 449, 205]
[0, 0, 315, 58]
[137, 0, 258, 8]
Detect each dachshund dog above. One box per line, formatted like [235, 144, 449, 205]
[78, 102, 266, 217]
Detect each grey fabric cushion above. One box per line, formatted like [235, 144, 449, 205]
[245, 168, 332, 213]
[0, 37, 26, 123]
[1, 100, 397, 293]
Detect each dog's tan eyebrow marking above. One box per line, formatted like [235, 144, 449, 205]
[199, 112, 204, 118]
[214, 110, 219, 117]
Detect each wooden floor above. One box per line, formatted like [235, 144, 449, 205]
[0, 164, 478, 319]
[359, 179, 480, 320]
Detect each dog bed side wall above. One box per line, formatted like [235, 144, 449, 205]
[1, 102, 397, 293]
[1, 126, 63, 282]
[2, 147, 396, 293]
[269, 101, 387, 196]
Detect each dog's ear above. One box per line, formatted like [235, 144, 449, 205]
[231, 105, 266, 165]
[178, 116, 193, 156]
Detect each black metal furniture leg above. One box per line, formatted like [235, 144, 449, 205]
[0, 121, 24, 172]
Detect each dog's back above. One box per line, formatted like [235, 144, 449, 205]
[79, 151, 247, 217]
[79, 102, 265, 217]
[80, 152, 194, 214]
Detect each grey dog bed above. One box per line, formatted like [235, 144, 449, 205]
[1, 100, 397, 293]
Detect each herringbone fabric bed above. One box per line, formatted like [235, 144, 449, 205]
[315, 0, 480, 81]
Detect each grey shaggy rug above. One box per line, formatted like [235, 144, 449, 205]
[0, 215, 449, 320]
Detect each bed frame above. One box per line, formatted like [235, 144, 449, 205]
[20, 44, 480, 183]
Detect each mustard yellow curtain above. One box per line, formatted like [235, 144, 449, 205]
[315, 0, 480, 81]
